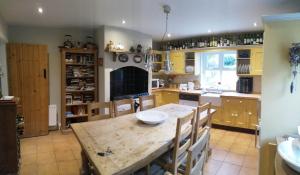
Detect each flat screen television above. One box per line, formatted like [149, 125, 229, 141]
[110, 66, 148, 100]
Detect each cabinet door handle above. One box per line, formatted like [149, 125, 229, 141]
[239, 101, 243, 103]
[226, 100, 230, 102]
[248, 112, 252, 115]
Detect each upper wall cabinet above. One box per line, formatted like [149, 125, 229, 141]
[170, 51, 185, 74]
[250, 48, 263, 76]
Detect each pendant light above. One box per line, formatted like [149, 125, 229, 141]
[161, 5, 173, 74]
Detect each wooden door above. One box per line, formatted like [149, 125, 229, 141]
[7, 43, 49, 137]
[250, 48, 263, 75]
[222, 98, 235, 126]
[170, 51, 185, 74]
[211, 106, 223, 125]
[246, 99, 258, 130]
[233, 99, 248, 128]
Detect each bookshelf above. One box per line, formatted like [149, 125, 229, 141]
[60, 48, 98, 130]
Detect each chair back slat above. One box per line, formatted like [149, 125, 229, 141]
[113, 98, 135, 117]
[185, 127, 210, 175]
[87, 102, 113, 121]
[194, 103, 211, 142]
[139, 95, 156, 111]
[171, 110, 196, 174]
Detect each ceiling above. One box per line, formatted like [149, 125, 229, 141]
[1, 0, 300, 40]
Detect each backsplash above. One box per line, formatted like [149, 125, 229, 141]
[153, 74, 261, 93]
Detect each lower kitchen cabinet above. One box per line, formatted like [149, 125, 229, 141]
[211, 106, 223, 125]
[153, 91, 179, 106]
[162, 91, 179, 104]
[153, 91, 163, 106]
[220, 97, 259, 129]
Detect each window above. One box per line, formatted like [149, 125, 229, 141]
[200, 51, 237, 91]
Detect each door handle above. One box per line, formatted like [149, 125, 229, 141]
[43, 69, 47, 79]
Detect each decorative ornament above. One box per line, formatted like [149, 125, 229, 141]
[289, 43, 300, 93]
[133, 55, 142, 63]
[118, 54, 129, 62]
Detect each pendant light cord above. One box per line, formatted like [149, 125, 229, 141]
[161, 12, 169, 42]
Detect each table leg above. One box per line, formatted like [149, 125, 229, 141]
[81, 150, 89, 175]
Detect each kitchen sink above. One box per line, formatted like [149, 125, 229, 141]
[200, 93, 222, 107]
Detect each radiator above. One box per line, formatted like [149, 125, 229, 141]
[49, 104, 58, 129]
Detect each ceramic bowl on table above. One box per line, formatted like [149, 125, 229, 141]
[136, 110, 168, 125]
[277, 139, 300, 172]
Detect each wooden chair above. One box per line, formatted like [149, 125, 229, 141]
[164, 127, 210, 175]
[139, 95, 156, 111]
[162, 110, 196, 175]
[87, 102, 113, 121]
[194, 103, 212, 142]
[113, 98, 135, 117]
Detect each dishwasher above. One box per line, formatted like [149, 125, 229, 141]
[179, 93, 200, 107]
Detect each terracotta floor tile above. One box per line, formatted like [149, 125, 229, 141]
[21, 154, 37, 165]
[57, 160, 80, 175]
[246, 147, 259, 157]
[21, 144, 37, 155]
[53, 142, 70, 152]
[37, 152, 56, 164]
[71, 149, 82, 160]
[37, 162, 59, 175]
[37, 142, 54, 153]
[224, 152, 245, 166]
[215, 140, 234, 151]
[243, 156, 259, 169]
[216, 162, 241, 175]
[239, 167, 258, 175]
[230, 144, 248, 155]
[55, 150, 76, 162]
[20, 164, 38, 175]
[204, 158, 223, 175]
[211, 148, 228, 161]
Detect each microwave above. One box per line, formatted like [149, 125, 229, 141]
[152, 79, 160, 89]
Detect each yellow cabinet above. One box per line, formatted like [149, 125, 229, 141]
[246, 99, 259, 130]
[170, 51, 185, 74]
[152, 91, 163, 106]
[221, 97, 259, 129]
[211, 106, 223, 125]
[250, 48, 263, 75]
[162, 91, 179, 104]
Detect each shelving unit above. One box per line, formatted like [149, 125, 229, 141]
[60, 48, 98, 130]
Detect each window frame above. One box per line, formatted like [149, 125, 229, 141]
[200, 50, 237, 90]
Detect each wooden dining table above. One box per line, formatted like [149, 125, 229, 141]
[71, 103, 215, 175]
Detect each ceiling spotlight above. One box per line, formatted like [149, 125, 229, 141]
[253, 22, 257, 27]
[167, 33, 171, 38]
[122, 20, 126, 24]
[38, 7, 43, 14]
[208, 29, 212, 33]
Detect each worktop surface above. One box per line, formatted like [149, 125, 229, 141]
[152, 88, 261, 100]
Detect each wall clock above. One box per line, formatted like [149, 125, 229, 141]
[118, 54, 129, 62]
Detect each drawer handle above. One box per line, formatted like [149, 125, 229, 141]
[239, 101, 243, 103]
[226, 100, 230, 102]
[248, 112, 252, 115]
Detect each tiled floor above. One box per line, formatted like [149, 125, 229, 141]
[19, 128, 259, 175]
[205, 129, 259, 175]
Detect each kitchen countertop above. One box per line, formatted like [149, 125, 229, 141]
[151, 88, 261, 100]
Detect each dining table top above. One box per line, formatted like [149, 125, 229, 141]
[71, 103, 214, 175]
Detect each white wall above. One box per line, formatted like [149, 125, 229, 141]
[97, 26, 152, 102]
[260, 18, 300, 174]
[0, 15, 8, 96]
[8, 26, 95, 124]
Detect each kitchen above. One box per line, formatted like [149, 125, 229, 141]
[1, 1, 300, 175]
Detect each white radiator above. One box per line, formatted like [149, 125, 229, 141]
[49, 104, 58, 129]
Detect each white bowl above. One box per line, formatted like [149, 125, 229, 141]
[136, 110, 168, 125]
[277, 139, 300, 172]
